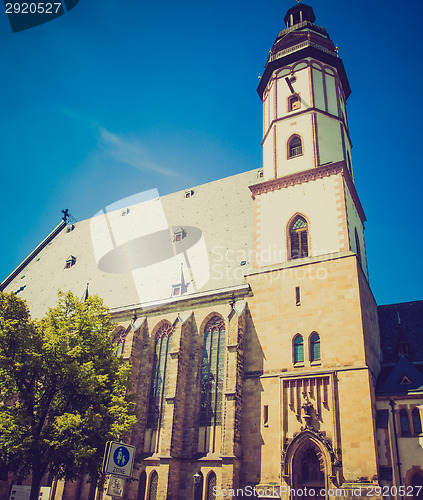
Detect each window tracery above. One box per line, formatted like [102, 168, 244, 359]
[289, 216, 309, 259]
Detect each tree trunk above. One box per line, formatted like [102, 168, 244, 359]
[29, 468, 44, 500]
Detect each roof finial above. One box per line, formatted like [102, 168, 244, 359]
[296, 0, 301, 3]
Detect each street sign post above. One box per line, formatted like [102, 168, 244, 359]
[102, 441, 135, 477]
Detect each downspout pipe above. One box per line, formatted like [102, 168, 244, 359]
[389, 400, 403, 500]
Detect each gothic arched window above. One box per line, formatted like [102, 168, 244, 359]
[206, 472, 217, 500]
[288, 135, 303, 158]
[400, 409, 411, 435]
[294, 335, 304, 364]
[148, 471, 158, 500]
[289, 216, 309, 259]
[412, 408, 422, 435]
[310, 332, 320, 362]
[137, 471, 147, 500]
[146, 323, 173, 452]
[113, 328, 127, 357]
[200, 316, 225, 427]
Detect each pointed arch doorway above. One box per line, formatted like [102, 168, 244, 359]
[292, 441, 326, 500]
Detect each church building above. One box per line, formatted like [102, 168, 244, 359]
[1, 3, 422, 500]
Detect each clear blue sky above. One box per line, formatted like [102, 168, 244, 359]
[0, 0, 422, 306]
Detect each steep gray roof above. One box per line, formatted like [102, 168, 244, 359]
[2, 169, 260, 318]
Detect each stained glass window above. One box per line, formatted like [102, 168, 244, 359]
[148, 471, 158, 500]
[200, 316, 225, 427]
[147, 323, 173, 430]
[206, 472, 217, 500]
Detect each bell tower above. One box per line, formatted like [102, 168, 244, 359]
[243, 4, 382, 495]
[258, 2, 352, 180]
[251, 2, 368, 278]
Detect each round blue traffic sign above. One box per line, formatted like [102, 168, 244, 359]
[113, 446, 130, 467]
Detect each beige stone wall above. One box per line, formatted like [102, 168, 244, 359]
[241, 253, 380, 488]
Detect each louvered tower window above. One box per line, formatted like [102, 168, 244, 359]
[290, 216, 308, 259]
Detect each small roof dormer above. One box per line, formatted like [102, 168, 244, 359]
[284, 3, 315, 28]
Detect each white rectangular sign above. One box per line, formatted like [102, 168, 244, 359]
[8, 486, 51, 500]
[107, 475, 126, 498]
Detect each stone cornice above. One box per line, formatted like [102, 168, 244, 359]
[249, 162, 366, 223]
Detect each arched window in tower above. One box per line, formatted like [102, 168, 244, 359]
[145, 322, 173, 453]
[310, 332, 321, 362]
[289, 216, 309, 259]
[148, 471, 158, 500]
[400, 409, 411, 435]
[355, 228, 362, 268]
[288, 135, 303, 158]
[206, 472, 217, 500]
[412, 408, 422, 435]
[199, 316, 225, 452]
[293, 335, 304, 364]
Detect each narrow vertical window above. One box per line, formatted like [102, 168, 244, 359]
[355, 228, 362, 268]
[294, 335, 304, 364]
[412, 408, 422, 435]
[289, 216, 308, 259]
[148, 471, 158, 500]
[206, 472, 217, 500]
[200, 316, 225, 428]
[310, 332, 321, 362]
[263, 405, 269, 427]
[146, 323, 173, 452]
[288, 135, 303, 158]
[400, 409, 411, 434]
[295, 286, 301, 306]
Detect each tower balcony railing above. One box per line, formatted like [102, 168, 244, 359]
[268, 40, 338, 64]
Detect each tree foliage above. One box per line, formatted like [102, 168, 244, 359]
[0, 291, 136, 499]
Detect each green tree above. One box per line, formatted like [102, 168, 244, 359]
[0, 291, 136, 500]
